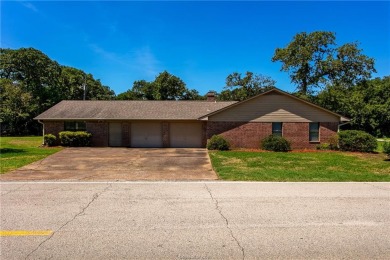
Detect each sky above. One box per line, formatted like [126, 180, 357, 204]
[1, 1, 390, 96]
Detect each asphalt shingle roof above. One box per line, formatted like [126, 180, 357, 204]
[34, 100, 237, 120]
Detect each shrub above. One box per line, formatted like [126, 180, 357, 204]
[328, 134, 339, 150]
[44, 134, 56, 147]
[207, 135, 230, 151]
[338, 130, 377, 152]
[383, 142, 390, 156]
[59, 131, 92, 147]
[261, 135, 291, 152]
[316, 143, 330, 150]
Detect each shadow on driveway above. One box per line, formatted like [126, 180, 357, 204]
[0, 148, 217, 181]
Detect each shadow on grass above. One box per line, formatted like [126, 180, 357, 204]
[0, 148, 26, 154]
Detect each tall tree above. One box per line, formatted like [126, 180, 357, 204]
[0, 47, 115, 135]
[219, 71, 276, 101]
[0, 47, 62, 112]
[0, 79, 37, 135]
[315, 77, 390, 137]
[117, 71, 203, 100]
[272, 31, 376, 95]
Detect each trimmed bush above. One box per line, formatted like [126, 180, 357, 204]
[328, 134, 339, 150]
[261, 135, 291, 152]
[59, 131, 92, 147]
[338, 130, 377, 152]
[44, 134, 57, 147]
[383, 142, 390, 156]
[207, 135, 230, 151]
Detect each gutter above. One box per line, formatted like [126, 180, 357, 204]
[37, 120, 45, 145]
[338, 121, 350, 132]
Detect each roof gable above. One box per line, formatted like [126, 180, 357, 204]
[201, 88, 349, 122]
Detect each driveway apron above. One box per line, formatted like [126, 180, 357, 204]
[0, 148, 217, 181]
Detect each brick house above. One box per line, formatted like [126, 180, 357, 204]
[35, 88, 349, 149]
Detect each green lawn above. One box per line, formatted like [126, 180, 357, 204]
[209, 151, 390, 182]
[0, 136, 62, 174]
[377, 138, 390, 153]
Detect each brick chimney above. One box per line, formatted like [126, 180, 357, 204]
[207, 91, 216, 102]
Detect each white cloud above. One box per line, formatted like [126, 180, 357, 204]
[19, 1, 38, 12]
[88, 43, 161, 79]
[133, 46, 161, 79]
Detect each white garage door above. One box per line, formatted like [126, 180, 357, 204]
[170, 122, 202, 148]
[131, 122, 162, 148]
[109, 122, 122, 147]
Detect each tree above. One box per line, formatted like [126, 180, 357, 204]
[219, 71, 276, 101]
[272, 31, 376, 95]
[0, 47, 62, 112]
[59, 66, 115, 100]
[0, 79, 37, 135]
[0, 47, 115, 135]
[117, 71, 203, 100]
[315, 77, 390, 137]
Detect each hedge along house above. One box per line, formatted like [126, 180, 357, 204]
[35, 88, 349, 149]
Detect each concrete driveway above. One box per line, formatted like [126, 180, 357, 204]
[0, 148, 217, 181]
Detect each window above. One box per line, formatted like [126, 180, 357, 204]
[64, 121, 86, 131]
[272, 122, 283, 137]
[309, 122, 320, 142]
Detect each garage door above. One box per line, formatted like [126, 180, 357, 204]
[109, 122, 122, 147]
[170, 122, 202, 148]
[131, 122, 162, 148]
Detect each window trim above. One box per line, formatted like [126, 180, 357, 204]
[309, 122, 320, 142]
[64, 121, 87, 131]
[272, 122, 283, 137]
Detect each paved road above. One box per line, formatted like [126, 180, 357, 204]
[1, 182, 389, 259]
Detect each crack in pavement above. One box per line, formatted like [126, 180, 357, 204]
[25, 183, 112, 259]
[204, 184, 245, 260]
[363, 183, 390, 191]
[1, 183, 27, 196]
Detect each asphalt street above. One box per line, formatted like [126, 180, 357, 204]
[1, 182, 389, 259]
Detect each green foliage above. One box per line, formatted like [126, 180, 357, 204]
[261, 135, 291, 152]
[383, 142, 390, 156]
[315, 77, 390, 137]
[219, 71, 275, 101]
[207, 135, 230, 151]
[59, 66, 115, 101]
[328, 134, 339, 150]
[59, 131, 92, 147]
[0, 79, 38, 135]
[117, 71, 204, 100]
[316, 143, 331, 150]
[44, 134, 57, 147]
[338, 130, 377, 152]
[0, 47, 115, 136]
[272, 31, 375, 95]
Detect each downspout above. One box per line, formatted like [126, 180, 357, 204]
[38, 120, 45, 145]
[338, 121, 350, 132]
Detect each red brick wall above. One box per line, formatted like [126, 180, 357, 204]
[122, 122, 130, 147]
[320, 122, 339, 143]
[43, 121, 64, 145]
[283, 123, 310, 149]
[86, 121, 108, 147]
[162, 122, 169, 148]
[207, 121, 339, 150]
[201, 122, 207, 147]
[207, 122, 272, 149]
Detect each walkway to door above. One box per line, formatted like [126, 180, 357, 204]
[0, 148, 217, 181]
